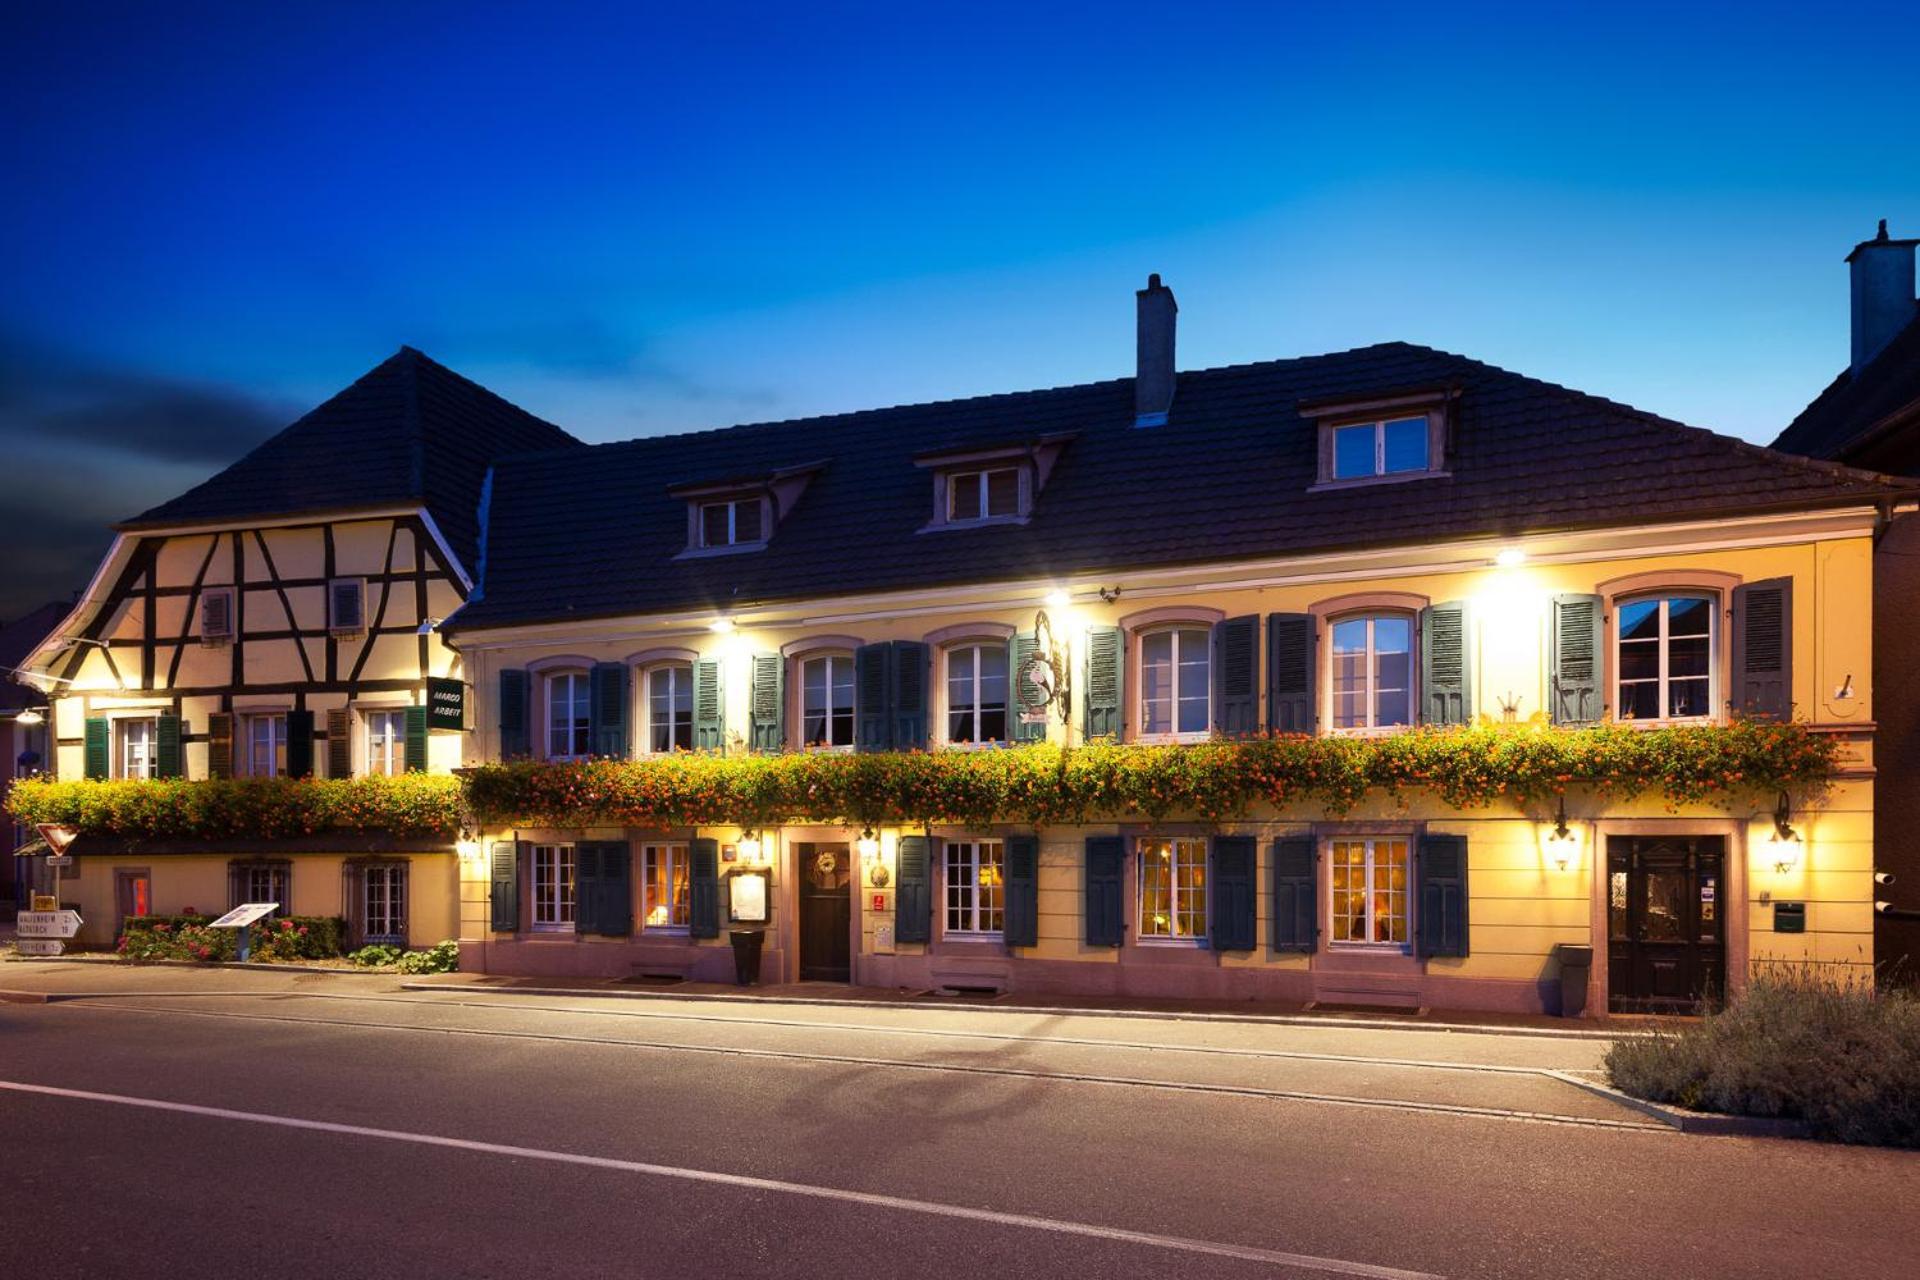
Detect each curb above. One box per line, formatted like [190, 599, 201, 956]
[2, 956, 394, 977]
[1545, 1071, 1813, 1139]
[395, 980, 1634, 1040]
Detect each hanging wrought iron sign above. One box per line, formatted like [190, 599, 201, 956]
[1016, 609, 1073, 725]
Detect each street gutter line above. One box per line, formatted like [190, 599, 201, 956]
[0, 1078, 1440, 1280]
[52, 1000, 1665, 1132]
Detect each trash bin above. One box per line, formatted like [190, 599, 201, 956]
[729, 929, 766, 986]
[1554, 943, 1593, 1018]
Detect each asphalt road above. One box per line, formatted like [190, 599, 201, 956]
[1, 965, 1916, 1279]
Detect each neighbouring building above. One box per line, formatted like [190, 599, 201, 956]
[2, 601, 65, 912]
[1772, 220, 1920, 975]
[16, 349, 579, 947]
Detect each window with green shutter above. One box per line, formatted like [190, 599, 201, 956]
[1211, 616, 1259, 737]
[750, 652, 785, 751]
[689, 837, 720, 937]
[692, 660, 725, 750]
[1550, 595, 1605, 726]
[855, 643, 893, 751]
[1209, 835, 1257, 951]
[1003, 835, 1039, 948]
[1083, 836, 1125, 946]
[1732, 579, 1792, 720]
[1415, 832, 1469, 959]
[403, 706, 428, 772]
[1081, 625, 1123, 740]
[890, 641, 929, 750]
[894, 835, 932, 943]
[489, 841, 523, 933]
[285, 709, 315, 779]
[590, 662, 629, 758]
[84, 717, 109, 780]
[1270, 836, 1318, 952]
[1419, 601, 1471, 726]
[1266, 613, 1315, 734]
[155, 714, 184, 779]
[498, 669, 531, 759]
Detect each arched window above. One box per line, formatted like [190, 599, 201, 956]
[944, 642, 1009, 744]
[1138, 626, 1210, 739]
[546, 671, 591, 760]
[1616, 594, 1714, 721]
[1330, 614, 1413, 731]
[642, 663, 694, 753]
[800, 652, 856, 749]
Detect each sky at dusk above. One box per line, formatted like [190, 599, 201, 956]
[2, 1, 1917, 620]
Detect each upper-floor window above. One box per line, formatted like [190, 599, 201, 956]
[547, 671, 591, 760]
[118, 718, 158, 780]
[1329, 837, 1408, 946]
[532, 843, 576, 929]
[1139, 836, 1207, 941]
[365, 709, 406, 776]
[642, 842, 689, 931]
[1332, 416, 1429, 480]
[1617, 594, 1714, 722]
[946, 468, 1022, 523]
[1331, 614, 1413, 731]
[245, 713, 287, 777]
[644, 664, 694, 753]
[944, 838, 1005, 936]
[801, 654, 855, 749]
[944, 643, 1008, 744]
[199, 588, 234, 642]
[1139, 627, 1209, 739]
[700, 498, 765, 549]
[328, 578, 366, 634]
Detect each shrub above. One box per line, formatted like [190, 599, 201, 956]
[6, 773, 461, 840]
[394, 940, 459, 974]
[348, 944, 406, 968]
[117, 913, 347, 963]
[1605, 967, 1920, 1146]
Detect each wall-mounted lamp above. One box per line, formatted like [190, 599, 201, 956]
[709, 617, 736, 635]
[455, 826, 485, 865]
[1766, 792, 1802, 873]
[14, 707, 44, 727]
[1541, 795, 1579, 871]
[856, 826, 881, 861]
[737, 828, 764, 863]
[1098, 586, 1123, 605]
[1494, 547, 1527, 568]
[1043, 589, 1071, 610]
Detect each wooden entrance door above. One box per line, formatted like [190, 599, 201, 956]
[1607, 836, 1725, 1012]
[797, 842, 852, 982]
[113, 868, 152, 938]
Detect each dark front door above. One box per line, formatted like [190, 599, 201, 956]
[797, 843, 851, 982]
[1608, 836, 1725, 1012]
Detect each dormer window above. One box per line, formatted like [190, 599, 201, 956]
[699, 497, 766, 549]
[1332, 416, 1429, 480]
[947, 467, 1022, 523]
[670, 459, 823, 559]
[1305, 387, 1457, 489]
[916, 433, 1074, 532]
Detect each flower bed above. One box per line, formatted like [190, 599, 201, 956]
[116, 913, 347, 963]
[5, 773, 462, 840]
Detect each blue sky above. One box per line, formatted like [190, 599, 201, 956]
[2, 1, 1916, 616]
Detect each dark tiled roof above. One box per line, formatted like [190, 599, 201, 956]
[451, 342, 1910, 632]
[122, 348, 582, 574]
[1773, 314, 1920, 466]
[0, 601, 67, 712]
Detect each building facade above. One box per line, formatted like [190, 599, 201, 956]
[2, 602, 63, 912]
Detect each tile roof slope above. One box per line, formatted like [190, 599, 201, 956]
[452, 341, 1913, 631]
[1772, 315, 1920, 464]
[122, 348, 583, 574]
[0, 601, 68, 712]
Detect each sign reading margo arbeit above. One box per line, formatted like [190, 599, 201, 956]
[426, 677, 468, 731]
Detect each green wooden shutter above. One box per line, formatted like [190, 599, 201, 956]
[155, 714, 184, 779]
[689, 837, 720, 937]
[1416, 832, 1469, 959]
[891, 641, 929, 750]
[1420, 601, 1472, 726]
[1270, 836, 1318, 952]
[576, 841, 632, 936]
[692, 660, 725, 751]
[403, 706, 429, 772]
[1550, 594, 1605, 726]
[895, 834, 932, 943]
[326, 709, 352, 778]
[84, 717, 109, 779]
[590, 662, 629, 758]
[1266, 613, 1316, 733]
[750, 652, 786, 752]
[574, 843, 603, 933]
[207, 712, 234, 779]
[1083, 835, 1125, 946]
[1082, 625, 1123, 740]
[1010, 633, 1046, 743]
[498, 669, 531, 759]
[1209, 835, 1257, 951]
[489, 841, 522, 932]
[285, 709, 315, 779]
[855, 643, 893, 752]
[1212, 616, 1259, 737]
[1732, 579, 1792, 720]
[1003, 834, 1039, 948]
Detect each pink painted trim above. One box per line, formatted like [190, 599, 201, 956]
[625, 647, 699, 667]
[1308, 590, 1429, 621]
[780, 634, 864, 658]
[1119, 604, 1225, 631]
[922, 621, 1015, 646]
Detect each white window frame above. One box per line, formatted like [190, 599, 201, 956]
[696, 496, 769, 549]
[1328, 837, 1411, 949]
[233, 861, 290, 915]
[117, 717, 159, 780]
[942, 642, 1010, 746]
[1137, 626, 1211, 742]
[244, 712, 287, 777]
[365, 709, 406, 777]
[800, 653, 856, 751]
[531, 843, 576, 930]
[545, 670, 592, 761]
[943, 838, 1006, 937]
[1329, 613, 1416, 734]
[1137, 836, 1208, 942]
[944, 466, 1025, 524]
[642, 664, 695, 755]
[1614, 593, 1718, 725]
[641, 841, 690, 933]
[363, 863, 407, 943]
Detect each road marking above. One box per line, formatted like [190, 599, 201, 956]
[54, 1000, 1666, 1131]
[0, 1077, 1441, 1279]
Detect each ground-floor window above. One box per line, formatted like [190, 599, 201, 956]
[1329, 838, 1409, 945]
[363, 863, 407, 943]
[229, 861, 291, 918]
[944, 838, 1005, 935]
[533, 843, 576, 929]
[1138, 836, 1207, 940]
[642, 842, 689, 930]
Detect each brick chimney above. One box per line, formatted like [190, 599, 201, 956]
[1848, 219, 1918, 375]
[1135, 273, 1177, 426]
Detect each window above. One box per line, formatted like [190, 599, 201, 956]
[1138, 836, 1207, 940]
[946, 468, 1022, 522]
[1139, 627, 1209, 738]
[944, 839, 1005, 935]
[699, 498, 765, 548]
[364, 864, 407, 943]
[645, 665, 694, 753]
[532, 844, 576, 929]
[328, 578, 366, 634]
[117, 718, 158, 779]
[230, 861, 290, 917]
[547, 672, 591, 760]
[1331, 416, 1430, 480]
[245, 713, 287, 777]
[945, 643, 1009, 744]
[801, 654, 856, 749]
[365, 710, 406, 776]
[1330, 838, 1409, 945]
[1617, 595, 1714, 721]
[199, 588, 233, 641]
[642, 842, 689, 930]
[1331, 615, 1413, 731]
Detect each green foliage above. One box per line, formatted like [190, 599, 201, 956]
[116, 914, 347, 963]
[5, 773, 462, 841]
[348, 940, 459, 972]
[463, 721, 1837, 828]
[348, 943, 406, 968]
[1606, 966, 1920, 1146]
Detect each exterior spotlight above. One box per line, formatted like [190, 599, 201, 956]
[856, 827, 880, 861]
[1044, 589, 1071, 609]
[738, 829, 763, 863]
[15, 707, 44, 727]
[1767, 792, 1802, 873]
[416, 617, 443, 636]
[1542, 795, 1578, 871]
[709, 617, 736, 634]
[1495, 547, 1526, 568]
